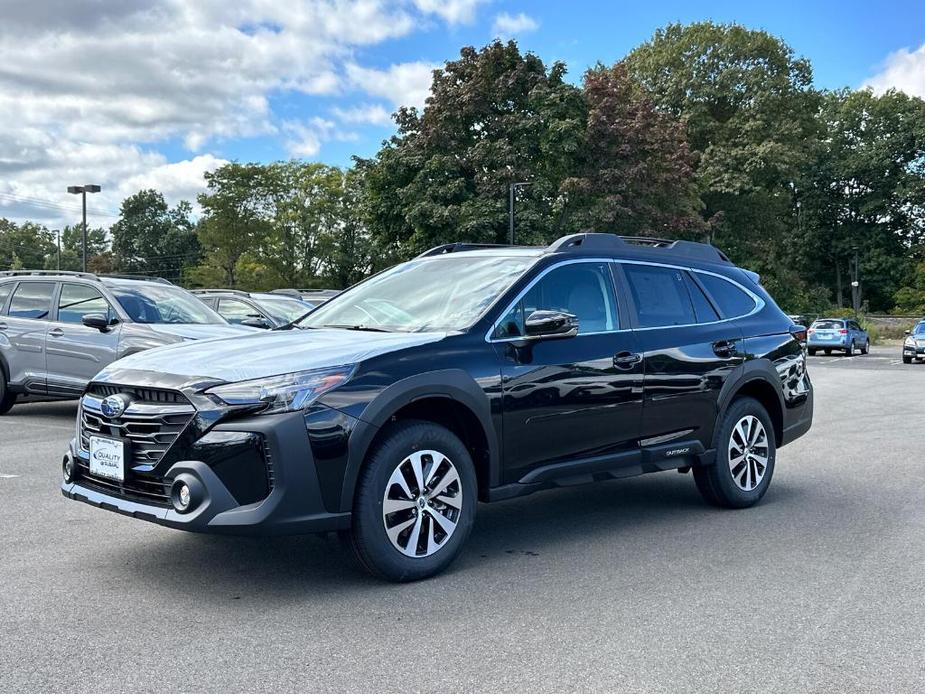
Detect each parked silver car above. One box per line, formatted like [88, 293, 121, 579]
[0, 271, 255, 414]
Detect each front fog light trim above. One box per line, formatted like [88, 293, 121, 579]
[169, 474, 204, 514]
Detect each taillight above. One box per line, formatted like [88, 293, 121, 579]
[790, 325, 807, 342]
[838, 329, 848, 334]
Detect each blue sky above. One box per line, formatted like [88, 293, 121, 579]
[2, 0, 924, 227]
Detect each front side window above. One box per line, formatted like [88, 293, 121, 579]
[58, 284, 111, 324]
[301, 256, 534, 333]
[8, 282, 55, 320]
[696, 273, 756, 319]
[623, 264, 696, 328]
[109, 283, 225, 324]
[218, 298, 261, 324]
[495, 262, 618, 337]
[251, 296, 310, 323]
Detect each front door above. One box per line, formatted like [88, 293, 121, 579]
[494, 261, 644, 484]
[45, 282, 122, 396]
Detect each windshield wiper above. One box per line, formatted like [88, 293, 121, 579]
[273, 310, 317, 331]
[322, 324, 392, 333]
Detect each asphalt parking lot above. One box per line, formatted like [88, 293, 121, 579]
[1, 345, 923, 693]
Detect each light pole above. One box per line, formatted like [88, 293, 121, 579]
[850, 246, 860, 318]
[67, 184, 101, 271]
[508, 182, 531, 245]
[56, 230, 61, 270]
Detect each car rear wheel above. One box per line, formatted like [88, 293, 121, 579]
[349, 420, 477, 582]
[0, 372, 15, 415]
[807, 348, 817, 356]
[694, 397, 776, 509]
[845, 341, 854, 356]
[824, 348, 832, 355]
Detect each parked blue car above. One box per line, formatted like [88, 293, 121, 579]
[902, 320, 925, 363]
[807, 318, 869, 356]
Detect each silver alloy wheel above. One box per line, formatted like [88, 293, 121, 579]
[727, 415, 769, 492]
[382, 449, 463, 558]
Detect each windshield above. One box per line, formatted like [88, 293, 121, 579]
[252, 295, 312, 323]
[109, 283, 226, 324]
[913, 322, 925, 335]
[300, 256, 535, 332]
[812, 319, 844, 330]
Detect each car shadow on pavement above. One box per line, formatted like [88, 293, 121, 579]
[109, 472, 799, 599]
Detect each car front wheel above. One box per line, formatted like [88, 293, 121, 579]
[349, 420, 477, 582]
[861, 340, 869, 355]
[0, 372, 15, 415]
[694, 397, 776, 509]
[903, 355, 913, 364]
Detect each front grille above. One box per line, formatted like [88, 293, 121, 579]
[74, 459, 172, 506]
[79, 388, 195, 467]
[87, 383, 190, 405]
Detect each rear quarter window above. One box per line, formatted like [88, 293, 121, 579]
[0, 282, 13, 313]
[696, 273, 756, 319]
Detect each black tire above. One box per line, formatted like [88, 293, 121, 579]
[860, 340, 869, 355]
[903, 355, 913, 364]
[694, 397, 776, 509]
[845, 341, 854, 356]
[0, 371, 15, 415]
[807, 348, 817, 356]
[349, 420, 477, 582]
[824, 348, 832, 355]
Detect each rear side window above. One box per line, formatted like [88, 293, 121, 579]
[0, 282, 13, 313]
[683, 273, 720, 323]
[623, 264, 696, 328]
[8, 282, 55, 320]
[58, 284, 111, 324]
[696, 273, 756, 319]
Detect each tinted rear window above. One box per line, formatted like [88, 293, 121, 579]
[812, 320, 844, 330]
[697, 274, 756, 319]
[623, 264, 696, 328]
[8, 282, 55, 320]
[683, 272, 720, 323]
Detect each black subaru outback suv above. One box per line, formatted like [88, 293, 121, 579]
[61, 233, 812, 581]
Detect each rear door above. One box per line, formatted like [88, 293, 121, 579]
[45, 282, 122, 396]
[2, 281, 56, 394]
[618, 263, 746, 450]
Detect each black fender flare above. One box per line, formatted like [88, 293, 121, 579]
[715, 359, 785, 442]
[338, 369, 498, 512]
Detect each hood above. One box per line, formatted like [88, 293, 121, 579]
[143, 323, 259, 341]
[98, 328, 447, 383]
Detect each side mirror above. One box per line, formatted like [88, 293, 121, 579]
[523, 310, 579, 340]
[82, 313, 111, 332]
[905, 330, 911, 336]
[241, 317, 272, 329]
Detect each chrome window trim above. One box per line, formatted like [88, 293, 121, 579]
[485, 257, 621, 343]
[485, 257, 764, 342]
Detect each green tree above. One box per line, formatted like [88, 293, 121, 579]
[111, 189, 200, 281]
[799, 89, 925, 311]
[0, 219, 55, 269]
[624, 22, 821, 305]
[197, 164, 273, 287]
[363, 41, 587, 259]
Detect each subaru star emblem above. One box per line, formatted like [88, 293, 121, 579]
[100, 394, 130, 419]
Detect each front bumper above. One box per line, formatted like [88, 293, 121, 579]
[902, 343, 925, 356]
[62, 409, 352, 535]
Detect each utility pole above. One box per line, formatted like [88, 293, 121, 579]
[508, 182, 531, 245]
[66, 184, 101, 271]
[56, 230, 61, 270]
[850, 247, 860, 318]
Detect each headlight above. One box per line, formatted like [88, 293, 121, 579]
[206, 365, 356, 414]
[905, 337, 916, 347]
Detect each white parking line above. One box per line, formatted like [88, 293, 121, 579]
[0, 473, 20, 479]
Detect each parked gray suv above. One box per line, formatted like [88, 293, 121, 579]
[0, 271, 255, 414]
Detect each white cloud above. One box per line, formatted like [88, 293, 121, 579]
[346, 62, 439, 109]
[332, 104, 395, 126]
[413, 0, 489, 25]
[864, 43, 925, 98]
[283, 117, 359, 158]
[492, 11, 539, 37]
[0, 0, 489, 228]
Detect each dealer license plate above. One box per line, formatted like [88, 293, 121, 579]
[89, 436, 125, 481]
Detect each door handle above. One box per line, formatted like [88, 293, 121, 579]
[0, 321, 6, 331]
[48, 327, 64, 337]
[613, 351, 642, 369]
[713, 340, 736, 357]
